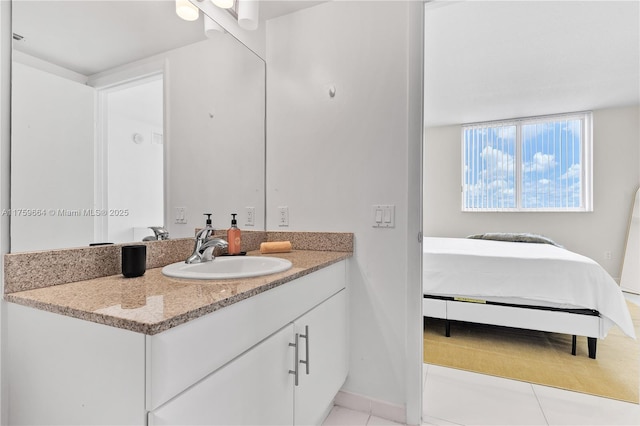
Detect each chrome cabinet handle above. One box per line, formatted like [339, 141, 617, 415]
[289, 333, 299, 386]
[299, 325, 310, 375]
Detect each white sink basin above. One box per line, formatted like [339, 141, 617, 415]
[161, 256, 293, 280]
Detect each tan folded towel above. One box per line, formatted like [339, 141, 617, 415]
[260, 241, 292, 254]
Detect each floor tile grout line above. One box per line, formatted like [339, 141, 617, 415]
[530, 383, 551, 426]
[422, 413, 466, 426]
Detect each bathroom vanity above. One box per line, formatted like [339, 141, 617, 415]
[5, 239, 351, 425]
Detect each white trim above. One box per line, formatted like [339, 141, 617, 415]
[94, 91, 108, 243]
[163, 58, 171, 243]
[1, 2, 12, 424]
[582, 112, 593, 211]
[11, 50, 88, 84]
[407, 2, 425, 425]
[87, 57, 165, 89]
[333, 390, 407, 424]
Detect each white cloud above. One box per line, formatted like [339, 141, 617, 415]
[561, 163, 581, 180]
[480, 146, 515, 178]
[524, 152, 556, 173]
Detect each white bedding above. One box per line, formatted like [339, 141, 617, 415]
[423, 237, 636, 339]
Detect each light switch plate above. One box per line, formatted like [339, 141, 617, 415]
[372, 205, 395, 228]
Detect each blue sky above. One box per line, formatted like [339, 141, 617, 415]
[463, 119, 582, 210]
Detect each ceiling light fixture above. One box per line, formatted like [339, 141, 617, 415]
[176, 0, 200, 21]
[211, 0, 235, 10]
[237, 0, 259, 31]
[204, 16, 226, 37]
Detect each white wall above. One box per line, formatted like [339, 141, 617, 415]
[424, 105, 640, 281]
[266, 1, 422, 419]
[165, 37, 265, 236]
[11, 62, 95, 251]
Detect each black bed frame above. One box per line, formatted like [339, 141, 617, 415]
[424, 294, 600, 359]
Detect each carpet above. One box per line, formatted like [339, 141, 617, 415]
[423, 301, 640, 403]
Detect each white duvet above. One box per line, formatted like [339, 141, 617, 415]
[423, 237, 636, 339]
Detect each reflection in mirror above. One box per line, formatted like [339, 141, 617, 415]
[621, 187, 640, 294]
[99, 75, 164, 244]
[11, 0, 265, 252]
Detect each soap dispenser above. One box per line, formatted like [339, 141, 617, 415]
[227, 213, 241, 255]
[201, 213, 214, 239]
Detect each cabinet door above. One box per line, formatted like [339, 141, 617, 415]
[294, 290, 348, 425]
[146, 261, 347, 410]
[149, 324, 295, 426]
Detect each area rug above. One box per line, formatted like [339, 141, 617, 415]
[423, 301, 640, 403]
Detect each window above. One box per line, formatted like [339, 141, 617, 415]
[462, 112, 592, 212]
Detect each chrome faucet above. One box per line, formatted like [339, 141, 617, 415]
[186, 237, 228, 264]
[186, 214, 228, 264]
[143, 226, 169, 241]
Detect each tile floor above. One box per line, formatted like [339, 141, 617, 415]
[323, 293, 640, 425]
[325, 365, 640, 425]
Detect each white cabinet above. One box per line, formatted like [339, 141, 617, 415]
[146, 261, 347, 411]
[7, 260, 348, 426]
[294, 290, 348, 425]
[149, 289, 347, 425]
[149, 324, 296, 425]
[6, 303, 147, 426]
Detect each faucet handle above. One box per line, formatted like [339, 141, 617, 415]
[150, 226, 169, 240]
[195, 227, 214, 240]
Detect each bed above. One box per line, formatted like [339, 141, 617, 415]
[423, 236, 636, 359]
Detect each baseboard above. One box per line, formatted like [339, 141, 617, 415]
[333, 390, 406, 424]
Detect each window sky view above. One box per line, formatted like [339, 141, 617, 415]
[463, 119, 583, 210]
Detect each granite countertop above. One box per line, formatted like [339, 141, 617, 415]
[5, 250, 351, 335]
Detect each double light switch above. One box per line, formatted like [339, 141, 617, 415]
[372, 205, 395, 228]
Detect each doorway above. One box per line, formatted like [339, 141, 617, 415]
[95, 74, 164, 244]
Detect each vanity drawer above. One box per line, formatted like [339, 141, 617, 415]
[145, 260, 346, 411]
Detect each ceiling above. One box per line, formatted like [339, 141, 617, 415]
[11, 0, 324, 76]
[14, 1, 638, 125]
[259, 0, 326, 21]
[424, 0, 640, 126]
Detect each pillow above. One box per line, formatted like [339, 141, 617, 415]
[466, 232, 563, 248]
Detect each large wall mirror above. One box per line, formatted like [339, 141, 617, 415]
[11, 0, 265, 253]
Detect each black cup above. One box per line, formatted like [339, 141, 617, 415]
[121, 245, 147, 278]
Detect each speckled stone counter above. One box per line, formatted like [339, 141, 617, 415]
[5, 250, 351, 335]
[4, 231, 353, 293]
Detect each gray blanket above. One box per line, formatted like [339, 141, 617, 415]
[466, 232, 563, 248]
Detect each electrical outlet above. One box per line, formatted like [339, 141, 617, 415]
[278, 206, 289, 227]
[175, 207, 187, 224]
[604, 250, 612, 260]
[245, 207, 255, 226]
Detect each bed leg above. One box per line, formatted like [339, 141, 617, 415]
[588, 337, 597, 359]
[445, 320, 451, 337]
[571, 335, 577, 356]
